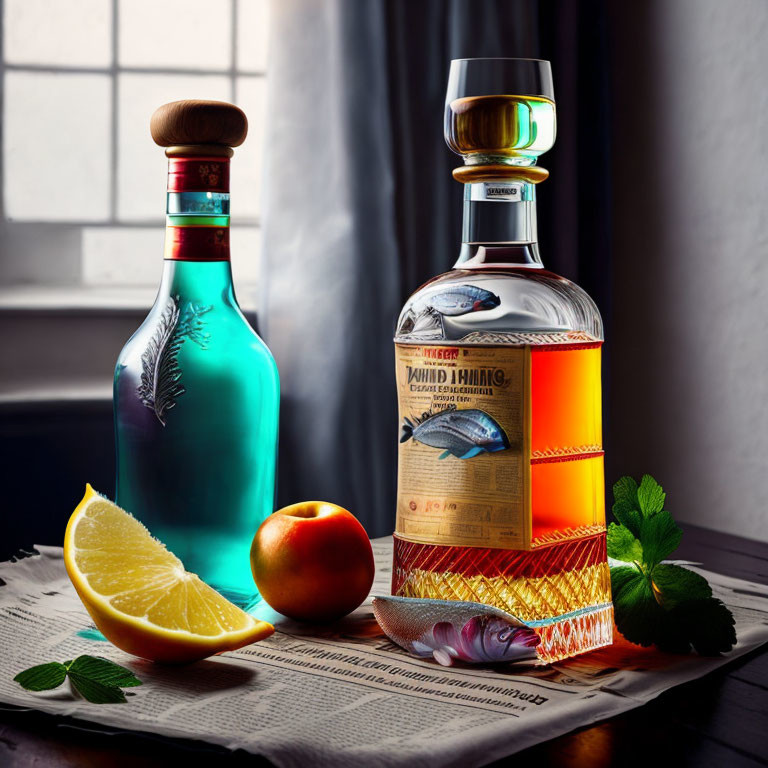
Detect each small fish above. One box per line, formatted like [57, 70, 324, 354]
[425, 285, 500, 316]
[373, 595, 540, 666]
[400, 408, 510, 459]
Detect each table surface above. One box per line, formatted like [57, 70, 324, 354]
[1, 524, 767, 768]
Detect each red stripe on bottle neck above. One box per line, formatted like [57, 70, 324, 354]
[167, 157, 230, 193]
[164, 226, 230, 261]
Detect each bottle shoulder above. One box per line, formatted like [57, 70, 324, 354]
[116, 294, 277, 370]
[395, 267, 603, 343]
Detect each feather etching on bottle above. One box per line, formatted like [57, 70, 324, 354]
[137, 296, 187, 426]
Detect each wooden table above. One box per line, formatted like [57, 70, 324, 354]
[1, 524, 766, 767]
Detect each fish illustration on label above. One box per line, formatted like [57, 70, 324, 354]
[397, 284, 500, 340]
[400, 406, 510, 459]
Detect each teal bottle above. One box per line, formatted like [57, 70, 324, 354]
[113, 101, 279, 602]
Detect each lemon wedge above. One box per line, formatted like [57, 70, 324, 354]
[64, 484, 273, 663]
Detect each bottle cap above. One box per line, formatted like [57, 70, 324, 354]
[444, 59, 555, 184]
[150, 100, 248, 158]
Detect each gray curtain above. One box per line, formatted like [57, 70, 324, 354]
[261, 1, 401, 536]
[261, 0, 610, 536]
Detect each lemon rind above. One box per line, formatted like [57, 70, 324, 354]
[64, 485, 273, 647]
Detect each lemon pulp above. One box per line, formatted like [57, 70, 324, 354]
[64, 484, 273, 662]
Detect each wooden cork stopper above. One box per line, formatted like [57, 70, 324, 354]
[150, 100, 248, 157]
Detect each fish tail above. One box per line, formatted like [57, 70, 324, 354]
[400, 417, 414, 443]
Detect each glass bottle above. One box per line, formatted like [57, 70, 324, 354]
[392, 60, 612, 662]
[114, 101, 279, 602]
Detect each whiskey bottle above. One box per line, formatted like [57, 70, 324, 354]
[113, 101, 279, 601]
[393, 59, 612, 661]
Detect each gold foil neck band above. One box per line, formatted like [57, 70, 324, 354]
[452, 165, 550, 185]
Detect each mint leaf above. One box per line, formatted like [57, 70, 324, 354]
[613, 476, 639, 510]
[610, 566, 662, 646]
[612, 501, 642, 540]
[14, 662, 67, 691]
[609, 564, 640, 593]
[611, 477, 642, 538]
[13, 655, 141, 704]
[651, 564, 711, 608]
[68, 656, 142, 688]
[668, 598, 737, 655]
[609, 474, 737, 656]
[607, 522, 643, 563]
[637, 474, 665, 516]
[69, 673, 128, 704]
[639, 511, 682, 567]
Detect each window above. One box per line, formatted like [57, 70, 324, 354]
[1, 0, 268, 294]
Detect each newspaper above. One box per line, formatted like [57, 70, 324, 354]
[1, 538, 767, 767]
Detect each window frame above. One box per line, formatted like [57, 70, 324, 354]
[0, 0, 266, 290]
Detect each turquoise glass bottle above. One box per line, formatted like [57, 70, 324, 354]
[113, 101, 279, 601]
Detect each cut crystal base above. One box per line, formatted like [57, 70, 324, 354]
[534, 605, 614, 663]
[392, 533, 613, 662]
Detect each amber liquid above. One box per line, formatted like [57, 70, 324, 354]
[445, 94, 556, 161]
[530, 342, 604, 545]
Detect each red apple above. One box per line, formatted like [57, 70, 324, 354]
[250, 501, 375, 622]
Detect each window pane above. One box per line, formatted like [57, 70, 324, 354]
[4, 0, 112, 67]
[231, 226, 261, 286]
[117, 73, 231, 221]
[82, 226, 260, 289]
[237, 0, 269, 73]
[82, 227, 163, 285]
[119, 0, 232, 71]
[4, 71, 111, 221]
[233, 76, 266, 220]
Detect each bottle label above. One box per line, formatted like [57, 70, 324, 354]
[469, 182, 524, 202]
[395, 343, 530, 549]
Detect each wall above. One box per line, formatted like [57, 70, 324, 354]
[609, 0, 768, 541]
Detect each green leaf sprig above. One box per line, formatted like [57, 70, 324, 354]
[608, 475, 736, 655]
[14, 655, 142, 704]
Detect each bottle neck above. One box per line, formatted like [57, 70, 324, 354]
[158, 156, 238, 306]
[157, 260, 238, 307]
[454, 180, 543, 268]
[163, 157, 231, 263]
